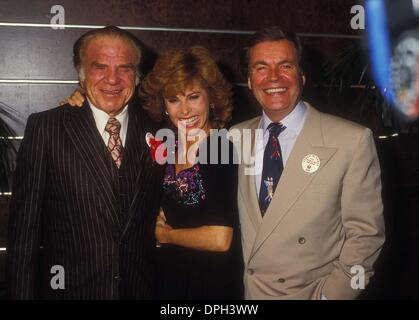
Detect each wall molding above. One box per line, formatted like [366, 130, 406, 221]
[0, 79, 78, 84]
[0, 22, 362, 39]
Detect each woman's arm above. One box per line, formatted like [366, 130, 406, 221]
[155, 210, 233, 252]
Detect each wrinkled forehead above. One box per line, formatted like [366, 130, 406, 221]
[82, 35, 140, 65]
[249, 40, 299, 63]
[250, 40, 298, 63]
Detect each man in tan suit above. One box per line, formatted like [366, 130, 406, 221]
[232, 27, 385, 299]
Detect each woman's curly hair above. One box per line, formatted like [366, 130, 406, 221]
[140, 46, 233, 129]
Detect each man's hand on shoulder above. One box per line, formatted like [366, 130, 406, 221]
[60, 88, 85, 107]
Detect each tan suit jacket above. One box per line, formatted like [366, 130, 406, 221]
[231, 103, 385, 300]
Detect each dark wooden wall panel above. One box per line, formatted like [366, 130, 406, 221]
[0, 28, 80, 80]
[0, 84, 78, 135]
[230, 0, 360, 34]
[1, 0, 361, 34]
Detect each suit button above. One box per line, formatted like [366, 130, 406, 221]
[298, 237, 306, 244]
[278, 278, 286, 283]
[114, 275, 122, 281]
[248, 269, 254, 275]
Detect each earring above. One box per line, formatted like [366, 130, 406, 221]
[210, 103, 215, 109]
[165, 110, 169, 115]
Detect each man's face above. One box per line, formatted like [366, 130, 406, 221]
[80, 36, 138, 116]
[247, 40, 305, 121]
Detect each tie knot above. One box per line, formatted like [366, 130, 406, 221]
[267, 122, 285, 137]
[105, 117, 121, 135]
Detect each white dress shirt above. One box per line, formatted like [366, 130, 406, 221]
[87, 98, 129, 147]
[255, 101, 308, 197]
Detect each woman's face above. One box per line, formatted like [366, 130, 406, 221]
[164, 80, 211, 136]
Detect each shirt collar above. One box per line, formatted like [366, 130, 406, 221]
[87, 98, 129, 134]
[260, 100, 307, 137]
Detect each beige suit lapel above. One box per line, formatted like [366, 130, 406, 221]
[237, 117, 263, 230]
[250, 104, 338, 259]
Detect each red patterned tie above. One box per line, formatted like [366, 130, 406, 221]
[105, 117, 123, 168]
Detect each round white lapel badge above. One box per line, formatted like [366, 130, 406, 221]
[302, 154, 321, 173]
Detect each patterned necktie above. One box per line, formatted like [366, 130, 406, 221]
[259, 122, 286, 216]
[105, 117, 123, 169]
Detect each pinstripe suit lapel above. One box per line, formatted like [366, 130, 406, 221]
[121, 104, 152, 236]
[63, 101, 122, 230]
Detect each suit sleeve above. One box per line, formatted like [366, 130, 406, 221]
[321, 128, 385, 299]
[6, 113, 47, 299]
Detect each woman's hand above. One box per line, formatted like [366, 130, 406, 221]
[156, 209, 167, 226]
[155, 208, 172, 246]
[60, 88, 85, 107]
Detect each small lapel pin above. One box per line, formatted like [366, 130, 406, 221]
[145, 132, 167, 163]
[302, 154, 321, 173]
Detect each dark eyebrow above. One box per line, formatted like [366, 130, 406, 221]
[186, 91, 201, 96]
[251, 61, 269, 67]
[280, 60, 295, 65]
[119, 63, 136, 69]
[92, 62, 107, 68]
[251, 60, 296, 69]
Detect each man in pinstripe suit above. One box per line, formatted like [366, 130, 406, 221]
[6, 26, 163, 299]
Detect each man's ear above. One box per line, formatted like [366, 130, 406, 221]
[247, 77, 252, 90]
[76, 65, 86, 89]
[77, 67, 85, 89]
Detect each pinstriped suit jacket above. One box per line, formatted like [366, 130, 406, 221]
[6, 100, 164, 299]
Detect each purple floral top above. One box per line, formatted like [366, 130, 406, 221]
[162, 164, 206, 206]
